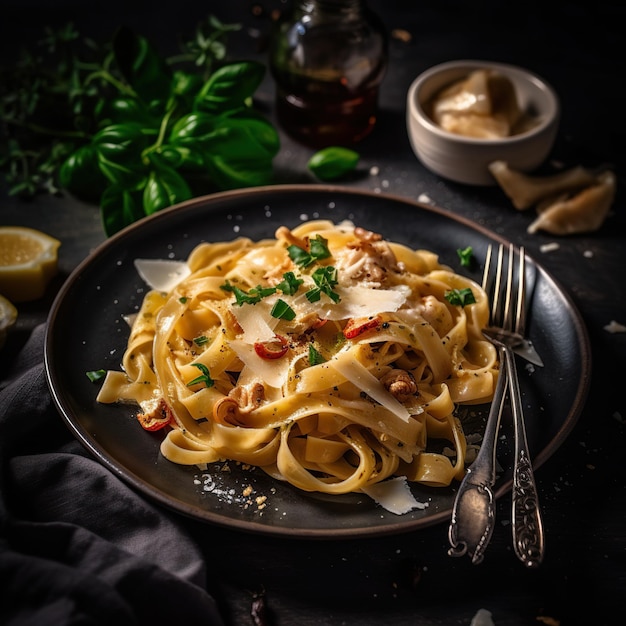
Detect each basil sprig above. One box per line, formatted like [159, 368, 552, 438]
[1, 17, 279, 237]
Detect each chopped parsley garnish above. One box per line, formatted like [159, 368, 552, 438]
[271, 298, 296, 321]
[186, 363, 214, 388]
[275, 271, 303, 295]
[220, 281, 276, 306]
[457, 246, 474, 268]
[287, 235, 331, 268]
[305, 266, 340, 303]
[193, 335, 209, 346]
[178, 296, 188, 304]
[308, 344, 326, 365]
[86, 369, 107, 383]
[445, 287, 476, 307]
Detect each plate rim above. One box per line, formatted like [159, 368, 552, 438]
[44, 184, 592, 538]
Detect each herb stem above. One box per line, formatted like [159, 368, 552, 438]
[83, 69, 136, 97]
[4, 117, 88, 140]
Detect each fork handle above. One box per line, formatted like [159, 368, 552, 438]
[448, 344, 508, 564]
[504, 347, 545, 568]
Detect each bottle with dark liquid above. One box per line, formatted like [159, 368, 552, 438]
[269, 0, 388, 148]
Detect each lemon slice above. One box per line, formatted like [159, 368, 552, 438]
[0, 294, 18, 349]
[0, 226, 61, 302]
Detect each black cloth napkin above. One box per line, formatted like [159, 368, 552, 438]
[0, 324, 224, 625]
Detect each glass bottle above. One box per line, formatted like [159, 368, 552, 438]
[269, 0, 388, 148]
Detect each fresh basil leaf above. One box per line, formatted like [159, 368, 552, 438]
[201, 126, 275, 188]
[100, 185, 145, 236]
[112, 27, 172, 106]
[217, 109, 281, 156]
[308, 147, 359, 181]
[171, 70, 203, 105]
[95, 97, 159, 127]
[59, 144, 108, 200]
[143, 162, 192, 215]
[160, 144, 206, 171]
[169, 112, 218, 143]
[91, 123, 153, 185]
[194, 61, 265, 113]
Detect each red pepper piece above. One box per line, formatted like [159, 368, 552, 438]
[137, 397, 174, 431]
[254, 334, 289, 359]
[343, 315, 382, 339]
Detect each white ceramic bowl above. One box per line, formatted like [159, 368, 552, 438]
[406, 60, 560, 185]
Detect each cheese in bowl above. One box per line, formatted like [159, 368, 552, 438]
[407, 60, 560, 185]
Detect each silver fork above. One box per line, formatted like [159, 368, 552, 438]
[448, 243, 545, 568]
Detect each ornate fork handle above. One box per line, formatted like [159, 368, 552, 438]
[448, 344, 508, 564]
[504, 345, 545, 568]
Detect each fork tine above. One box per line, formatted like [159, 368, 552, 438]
[481, 244, 493, 292]
[515, 247, 526, 337]
[484, 243, 523, 335]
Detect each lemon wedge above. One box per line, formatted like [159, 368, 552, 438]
[0, 294, 18, 349]
[0, 226, 61, 302]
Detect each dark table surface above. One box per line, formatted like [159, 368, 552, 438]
[2, 2, 625, 625]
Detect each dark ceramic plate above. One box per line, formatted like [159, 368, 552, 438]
[45, 185, 591, 538]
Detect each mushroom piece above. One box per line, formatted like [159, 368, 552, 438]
[488, 160, 597, 210]
[380, 369, 418, 402]
[527, 171, 616, 235]
[213, 382, 266, 426]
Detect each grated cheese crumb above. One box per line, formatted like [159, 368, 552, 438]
[604, 320, 626, 333]
[539, 242, 560, 253]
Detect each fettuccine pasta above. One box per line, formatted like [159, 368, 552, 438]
[97, 220, 497, 497]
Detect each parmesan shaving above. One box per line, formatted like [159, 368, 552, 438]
[362, 476, 427, 514]
[232, 300, 278, 342]
[330, 350, 411, 421]
[229, 339, 291, 389]
[311, 285, 407, 320]
[134, 259, 191, 292]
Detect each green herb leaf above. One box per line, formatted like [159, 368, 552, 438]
[112, 26, 172, 106]
[270, 298, 296, 321]
[86, 369, 107, 382]
[193, 335, 209, 346]
[0, 17, 279, 237]
[220, 281, 276, 305]
[306, 266, 340, 303]
[100, 185, 145, 237]
[445, 288, 476, 307]
[287, 235, 331, 268]
[194, 61, 265, 114]
[308, 344, 326, 365]
[457, 246, 474, 268]
[309, 235, 331, 261]
[186, 363, 214, 388]
[307, 147, 359, 181]
[275, 271, 303, 296]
